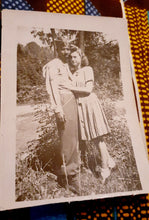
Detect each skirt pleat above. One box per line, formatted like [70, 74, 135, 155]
[78, 93, 110, 141]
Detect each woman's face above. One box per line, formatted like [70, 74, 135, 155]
[70, 51, 81, 67]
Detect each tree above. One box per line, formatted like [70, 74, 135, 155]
[17, 28, 120, 96]
[17, 41, 54, 90]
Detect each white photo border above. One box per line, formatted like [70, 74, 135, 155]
[1, 9, 149, 210]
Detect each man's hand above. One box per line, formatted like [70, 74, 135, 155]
[55, 111, 65, 123]
[55, 109, 66, 130]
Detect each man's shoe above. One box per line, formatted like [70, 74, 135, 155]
[68, 174, 81, 195]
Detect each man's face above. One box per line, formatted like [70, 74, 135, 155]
[59, 46, 70, 62]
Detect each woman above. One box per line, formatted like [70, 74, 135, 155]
[62, 46, 115, 183]
[43, 41, 80, 195]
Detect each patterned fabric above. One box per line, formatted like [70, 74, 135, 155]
[85, 0, 101, 16]
[75, 195, 149, 219]
[89, 0, 122, 17]
[1, 0, 33, 10]
[124, 4, 149, 154]
[46, 0, 85, 14]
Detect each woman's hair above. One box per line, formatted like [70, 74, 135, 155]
[69, 45, 89, 67]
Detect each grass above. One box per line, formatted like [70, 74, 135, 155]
[15, 77, 142, 201]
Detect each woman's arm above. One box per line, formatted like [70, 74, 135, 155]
[70, 66, 94, 95]
[68, 81, 93, 95]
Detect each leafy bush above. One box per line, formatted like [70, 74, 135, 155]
[17, 85, 49, 104]
[16, 104, 60, 201]
[16, 93, 142, 201]
[16, 32, 141, 200]
[17, 42, 54, 93]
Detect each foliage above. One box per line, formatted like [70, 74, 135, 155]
[84, 31, 107, 47]
[16, 28, 141, 201]
[85, 41, 120, 84]
[31, 29, 54, 47]
[16, 155, 58, 201]
[17, 85, 49, 104]
[17, 29, 121, 104]
[17, 42, 54, 93]
[16, 83, 142, 201]
[16, 104, 59, 201]
[16, 104, 79, 201]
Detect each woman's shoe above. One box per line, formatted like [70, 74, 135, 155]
[108, 157, 116, 169]
[100, 167, 111, 184]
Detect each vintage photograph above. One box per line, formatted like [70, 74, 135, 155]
[16, 27, 142, 201]
[1, 10, 149, 210]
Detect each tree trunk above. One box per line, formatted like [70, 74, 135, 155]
[51, 29, 58, 58]
[79, 31, 84, 52]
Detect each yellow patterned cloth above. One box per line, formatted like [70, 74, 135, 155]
[46, 0, 85, 14]
[124, 4, 149, 154]
[123, 4, 149, 219]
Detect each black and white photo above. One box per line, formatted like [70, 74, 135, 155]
[1, 10, 149, 210]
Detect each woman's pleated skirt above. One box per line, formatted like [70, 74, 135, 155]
[77, 93, 110, 141]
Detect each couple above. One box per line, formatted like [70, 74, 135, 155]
[43, 40, 115, 195]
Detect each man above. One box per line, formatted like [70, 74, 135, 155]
[43, 39, 81, 195]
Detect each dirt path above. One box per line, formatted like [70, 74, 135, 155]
[16, 101, 125, 154]
[16, 105, 39, 154]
